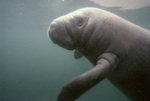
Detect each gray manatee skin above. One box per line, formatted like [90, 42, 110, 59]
[48, 7, 150, 101]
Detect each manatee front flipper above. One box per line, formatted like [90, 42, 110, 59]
[74, 50, 83, 59]
[56, 53, 119, 101]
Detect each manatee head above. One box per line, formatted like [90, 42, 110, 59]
[48, 9, 91, 50]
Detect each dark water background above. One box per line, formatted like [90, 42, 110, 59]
[1, 0, 150, 101]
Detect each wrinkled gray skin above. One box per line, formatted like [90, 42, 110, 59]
[48, 7, 150, 101]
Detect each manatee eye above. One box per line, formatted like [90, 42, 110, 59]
[78, 19, 84, 26]
[76, 17, 85, 27]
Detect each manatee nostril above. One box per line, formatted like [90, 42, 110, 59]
[50, 23, 56, 29]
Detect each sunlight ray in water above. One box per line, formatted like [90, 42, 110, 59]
[89, 0, 150, 10]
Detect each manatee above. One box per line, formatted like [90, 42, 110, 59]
[48, 7, 150, 101]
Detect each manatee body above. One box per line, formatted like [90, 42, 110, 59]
[48, 7, 150, 101]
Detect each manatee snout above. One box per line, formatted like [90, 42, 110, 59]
[48, 22, 57, 40]
[48, 19, 76, 50]
[48, 21, 63, 45]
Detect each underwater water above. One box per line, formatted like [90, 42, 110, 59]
[1, 0, 150, 101]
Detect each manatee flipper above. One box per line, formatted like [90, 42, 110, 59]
[74, 50, 83, 59]
[56, 53, 118, 101]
